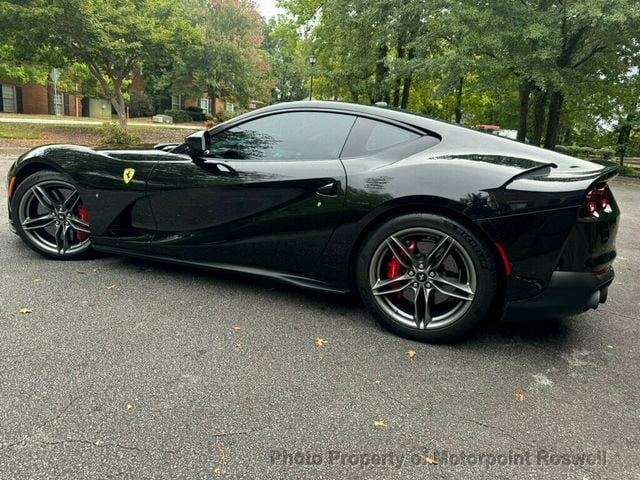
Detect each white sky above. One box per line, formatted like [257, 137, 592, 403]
[254, 0, 285, 19]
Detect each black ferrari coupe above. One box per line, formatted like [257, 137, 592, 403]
[5, 101, 619, 341]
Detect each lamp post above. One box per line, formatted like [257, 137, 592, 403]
[308, 52, 317, 100]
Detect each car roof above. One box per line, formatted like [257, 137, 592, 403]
[253, 100, 450, 132]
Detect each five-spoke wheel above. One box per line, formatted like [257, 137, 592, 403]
[357, 213, 496, 342]
[11, 171, 92, 259]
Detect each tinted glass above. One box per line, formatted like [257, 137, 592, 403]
[208, 112, 355, 160]
[341, 117, 421, 158]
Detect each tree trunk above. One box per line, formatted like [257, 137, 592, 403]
[392, 82, 401, 108]
[110, 90, 128, 129]
[87, 63, 129, 129]
[392, 40, 407, 108]
[400, 48, 415, 110]
[531, 88, 547, 147]
[374, 43, 389, 104]
[543, 90, 564, 149]
[616, 114, 634, 166]
[454, 76, 464, 124]
[517, 81, 531, 142]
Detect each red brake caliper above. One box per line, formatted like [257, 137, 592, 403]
[76, 203, 89, 241]
[386, 239, 416, 299]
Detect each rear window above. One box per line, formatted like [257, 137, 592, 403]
[341, 117, 421, 158]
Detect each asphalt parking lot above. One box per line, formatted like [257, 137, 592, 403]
[0, 152, 638, 479]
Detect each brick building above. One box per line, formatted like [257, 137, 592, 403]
[0, 78, 82, 116]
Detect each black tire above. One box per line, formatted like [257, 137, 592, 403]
[356, 213, 497, 342]
[11, 170, 94, 260]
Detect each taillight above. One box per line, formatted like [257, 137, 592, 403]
[581, 183, 611, 217]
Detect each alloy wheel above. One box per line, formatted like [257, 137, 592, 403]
[17, 179, 91, 256]
[368, 227, 477, 330]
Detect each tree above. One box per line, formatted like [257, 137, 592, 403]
[1, 0, 196, 128]
[443, 0, 640, 148]
[160, 0, 272, 110]
[263, 17, 308, 103]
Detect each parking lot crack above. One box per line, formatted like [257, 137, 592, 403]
[212, 431, 248, 439]
[335, 360, 411, 411]
[31, 438, 179, 456]
[0, 395, 78, 452]
[449, 413, 600, 478]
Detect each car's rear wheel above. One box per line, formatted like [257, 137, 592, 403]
[356, 213, 497, 342]
[11, 171, 93, 260]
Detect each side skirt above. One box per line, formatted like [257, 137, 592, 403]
[92, 244, 350, 295]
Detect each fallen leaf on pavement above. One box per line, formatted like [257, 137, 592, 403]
[235, 342, 242, 349]
[407, 350, 416, 359]
[513, 390, 525, 401]
[315, 338, 328, 347]
[19, 308, 32, 314]
[127, 404, 134, 411]
[106, 284, 117, 290]
[420, 455, 438, 465]
[373, 420, 388, 428]
[232, 326, 241, 332]
[373, 379, 381, 384]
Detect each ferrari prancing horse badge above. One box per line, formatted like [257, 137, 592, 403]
[123, 168, 135, 184]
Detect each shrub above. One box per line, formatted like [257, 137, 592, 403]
[128, 92, 154, 118]
[556, 145, 615, 160]
[619, 165, 640, 177]
[216, 109, 246, 123]
[163, 109, 193, 123]
[597, 147, 615, 160]
[184, 106, 207, 121]
[99, 122, 141, 145]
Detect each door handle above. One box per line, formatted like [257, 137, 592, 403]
[317, 181, 339, 197]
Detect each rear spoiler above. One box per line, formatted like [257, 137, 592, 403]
[504, 164, 618, 190]
[589, 165, 618, 187]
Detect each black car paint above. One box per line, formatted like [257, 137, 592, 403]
[7, 101, 619, 310]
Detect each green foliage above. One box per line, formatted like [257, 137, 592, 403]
[263, 17, 308, 102]
[217, 109, 245, 123]
[99, 122, 141, 145]
[556, 145, 616, 160]
[163, 110, 194, 123]
[618, 165, 640, 177]
[2, 0, 197, 127]
[129, 92, 155, 118]
[148, 0, 271, 110]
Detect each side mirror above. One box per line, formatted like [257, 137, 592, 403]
[185, 130, 211, 157]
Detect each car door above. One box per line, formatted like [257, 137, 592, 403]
[146, 110, 356, 278]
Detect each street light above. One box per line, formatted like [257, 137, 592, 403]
[308, 52, 317, 100]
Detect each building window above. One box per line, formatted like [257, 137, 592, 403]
[171, 95, 182, 110]
[54, 92, 64, 116]
[225, 102, 235, 113]
[199, 97, 210, 113]
[2, 84, 16, 113]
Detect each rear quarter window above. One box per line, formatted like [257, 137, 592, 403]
[341, 117, 435, 158]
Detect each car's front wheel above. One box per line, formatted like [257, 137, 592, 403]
[356, 213, 497, 342]
[11, 170, 93, 260]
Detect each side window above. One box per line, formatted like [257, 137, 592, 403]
[208, 112, 356, 160]
[341, 117, 422, 158]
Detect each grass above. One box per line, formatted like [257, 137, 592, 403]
[0, 121, 197, 147]
[592, 159, 640, 178]
[0, 123, 42, 139]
